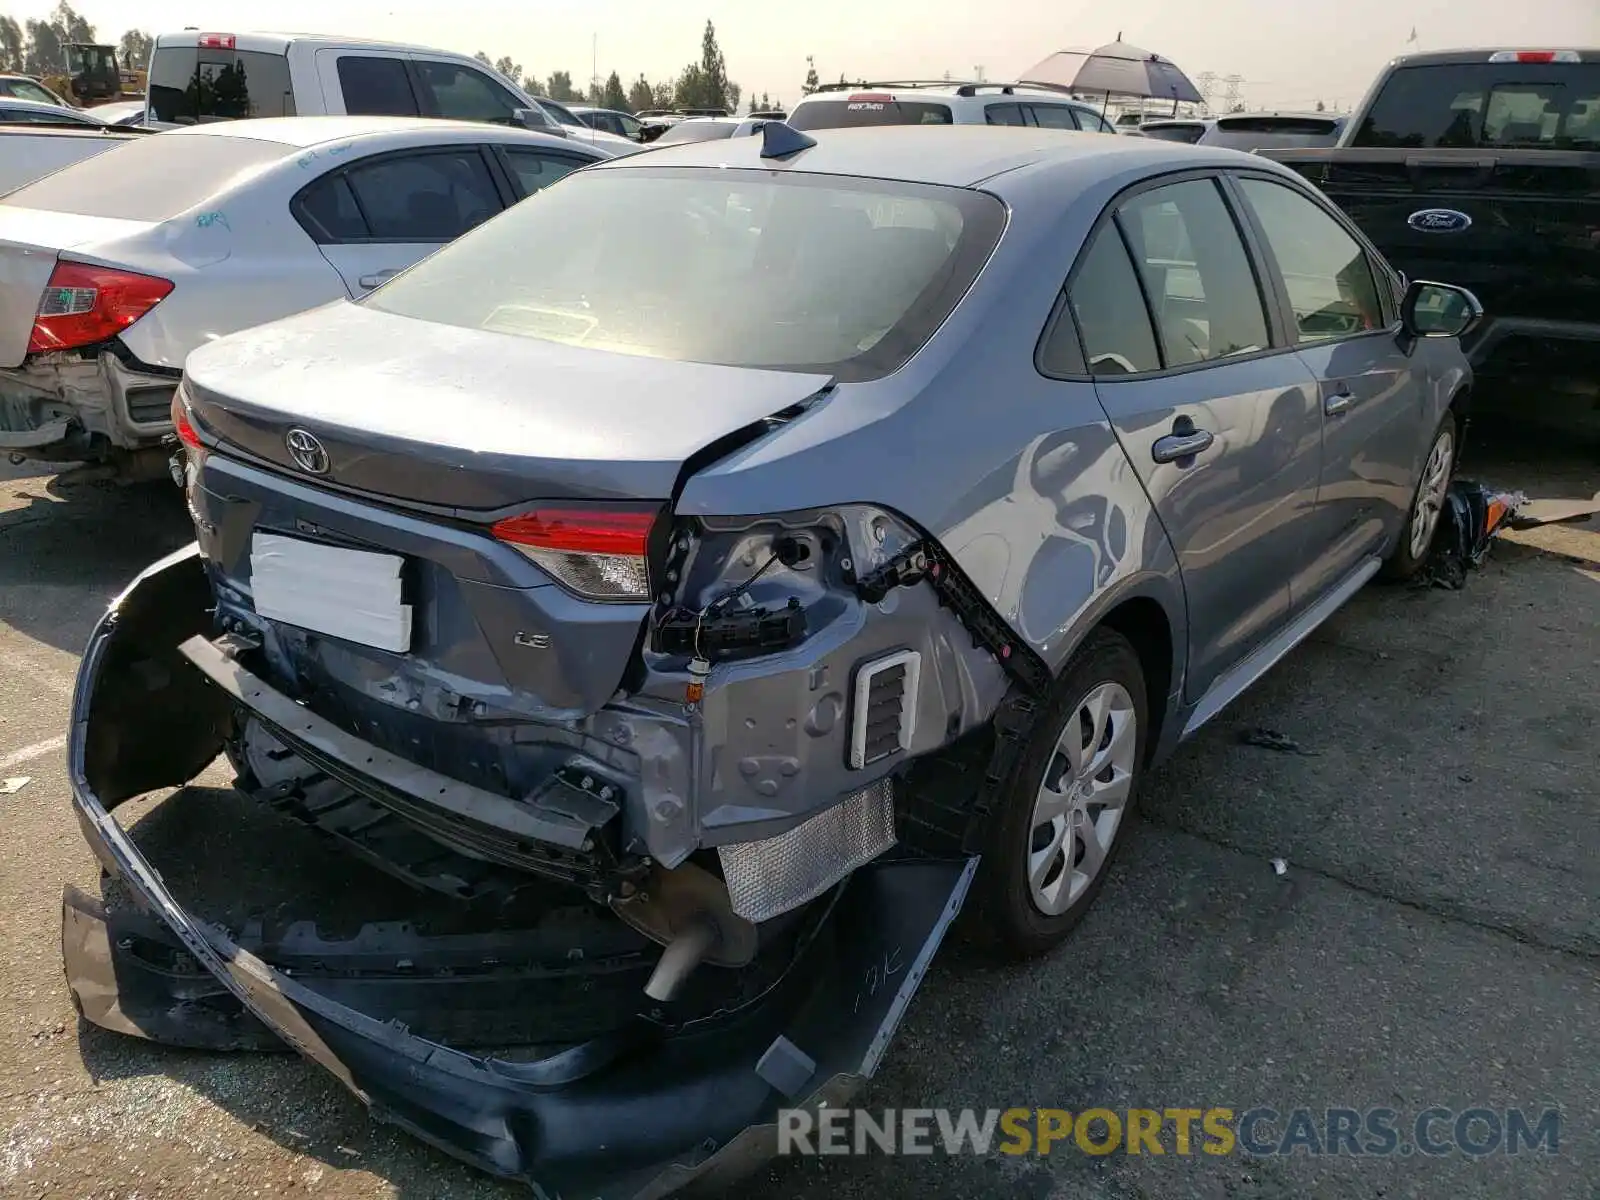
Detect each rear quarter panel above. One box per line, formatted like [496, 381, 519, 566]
[676, 160, 1189, 689]
[112, 155, 358, 368]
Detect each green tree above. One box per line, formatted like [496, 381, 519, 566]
[673, 62, 705, 109]
[651, 79, 675, 109]
[0, 16, 23, 71]
[747, 91, 757, 114]
[601, 70, 628, 112]
[25, 19, 63, 73]
[802, 55, 818, 95]
[627, 73, 654, 112]
[51, 1, 93, 43]
[545, 70, 578, 101]
[117, 28, 152, 70]
[696, 19, 729, 110]
[493, 55, 523, 88]
[726, 81, 740, 111]
[473, 50, 491, 66]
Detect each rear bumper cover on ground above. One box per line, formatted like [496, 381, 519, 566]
[62, 545, 977, 1197]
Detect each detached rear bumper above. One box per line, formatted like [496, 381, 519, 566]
[63, 545, 975, 1197]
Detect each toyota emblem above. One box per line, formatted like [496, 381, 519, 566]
[285, 428, 330, 475]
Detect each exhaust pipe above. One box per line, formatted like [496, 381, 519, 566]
[612, 861, 758, 1001]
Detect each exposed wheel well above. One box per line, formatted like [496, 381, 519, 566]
[1098, 597, 1173, 762]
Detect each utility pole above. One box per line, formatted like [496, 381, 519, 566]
[973, 65, 986, 83]
[1222, 74, 1244, 112]
[591, 33, 598, 103]
[1196, 70, 1218, 114]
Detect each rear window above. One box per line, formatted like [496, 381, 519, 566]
[1353, 62, 1600, 149]
[654, 120, 738, 144]
[1, 133, 285, 220]
[1141, 123, 1207, 143]
[365, 166, 1005, 381]
[1216, 116, 1339, 136]
[148, 46, 297, 123]
[788, 98, 954, 130]
[0, 79, 64, 105]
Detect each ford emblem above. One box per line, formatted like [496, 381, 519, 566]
[1407, 208, 1472, 234]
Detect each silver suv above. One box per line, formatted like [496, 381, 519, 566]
[786, 79, 1119, 133]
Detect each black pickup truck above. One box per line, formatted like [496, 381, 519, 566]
[1262, 49, 1600, 423]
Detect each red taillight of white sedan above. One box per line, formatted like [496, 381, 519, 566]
[28, 260, 173, 355]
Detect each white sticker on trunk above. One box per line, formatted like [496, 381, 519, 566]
[249, 532, 412, 653]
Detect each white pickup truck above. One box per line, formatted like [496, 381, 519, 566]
[143, 31, 635, 150]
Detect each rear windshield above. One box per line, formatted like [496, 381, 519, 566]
[1141, 123, 1206, 143]
[655, 120, 738, 144]
[365, 166, 1005, 381]
[788, 98, 954, 130]
[1, 133, 285, 220]
[1353, 62, 1600, 149]
[148, 45, 297, 123]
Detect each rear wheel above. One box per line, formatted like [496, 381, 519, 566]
[976, 628, 1148, 958]
[1381, 413, 1456, 582]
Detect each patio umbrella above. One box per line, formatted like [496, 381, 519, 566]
[1019, 35, 1202, 107]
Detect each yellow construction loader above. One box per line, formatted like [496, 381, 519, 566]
[40, 44, 145, 108]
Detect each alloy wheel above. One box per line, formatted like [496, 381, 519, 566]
[1026, 681, 1138, 916]
[1409, 427, 1455, 561]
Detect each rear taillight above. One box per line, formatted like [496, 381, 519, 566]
[170, 386, 207, 516]
[1487, 50, 1580, 63]
[492, 506, 657, 601]
[28, 261, 173, 356]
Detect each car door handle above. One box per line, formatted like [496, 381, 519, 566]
[1151, 428, 1214, 464]
[1324, 391, 1355, 416]
[357, 269, 400, 289]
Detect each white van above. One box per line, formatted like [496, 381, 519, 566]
[143, 31, 632, 150]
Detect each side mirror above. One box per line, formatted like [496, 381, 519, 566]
[1401, 279, 1483, 340]
[513, 107, 566, 137]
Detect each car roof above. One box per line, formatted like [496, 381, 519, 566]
[601, 124, 1277, 190]
[151, 30, 480, 56]
[155, 115, 579, 150]
[1389, 47, 1600, 67]
[794, 83, 1098, 106]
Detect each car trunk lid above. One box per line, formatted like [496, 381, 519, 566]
[184, 300, 835, 511]
[0, 207, 153, 367]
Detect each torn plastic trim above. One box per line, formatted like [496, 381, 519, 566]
[65, 547, 979, 1196]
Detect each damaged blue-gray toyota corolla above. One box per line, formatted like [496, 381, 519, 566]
[64, 121, 1480, 1195]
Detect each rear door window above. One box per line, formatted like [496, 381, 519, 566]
[147, 46, 296, 123]
[343, 150, 504, 240]
[787, 98, 953, 129]
[502, 148, 589, 197]
[338, 55, 419, 117]
[1029, 105, 1081, 130]
[1117, 179, 1271, 367]
[985, 103, 1030, 127]
[295, 173, 369, 241]
[413, 60, 522, 124]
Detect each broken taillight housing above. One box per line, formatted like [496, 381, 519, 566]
[170, 385, 207, 524]
[492, 506, 657, 601]
[28, 261, 173, 355]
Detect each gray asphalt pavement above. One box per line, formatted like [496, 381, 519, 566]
[1, 426, 1596, 1199]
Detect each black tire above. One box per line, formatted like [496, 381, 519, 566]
[974, 627, 1149, 958]
[1380, 411, 1458, 583]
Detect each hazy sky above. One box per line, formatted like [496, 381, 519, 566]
[16, 0, 1600, 111]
